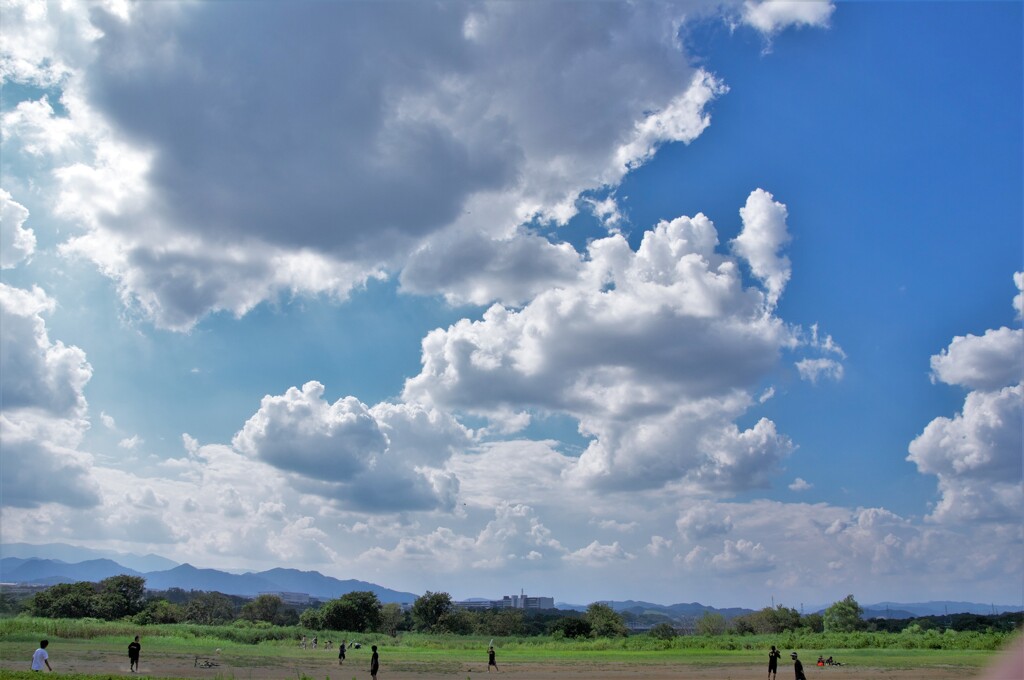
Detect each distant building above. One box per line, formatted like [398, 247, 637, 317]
[501, 593, 554, 610]
[454, 590, 554, 611]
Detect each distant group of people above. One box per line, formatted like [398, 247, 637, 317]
[31, 637, 138, 674]
[30, 637, 847, 679]
[769, 645, 840, 679]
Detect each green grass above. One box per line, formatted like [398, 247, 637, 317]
[0, 617, 1015, 675]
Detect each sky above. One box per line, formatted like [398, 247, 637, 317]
[0, 0, 1021, 610]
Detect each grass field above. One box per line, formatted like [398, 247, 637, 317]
[0, 618, 1016, 680]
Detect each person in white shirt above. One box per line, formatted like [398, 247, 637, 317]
[32, 640, 52, 672]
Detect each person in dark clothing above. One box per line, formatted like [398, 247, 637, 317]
[128, 636, 141, 673]
[370, 644, 379, 679]
[339, 640, 346, 665]
[791, 652, 806, 680]
[768, 645, 781, 679]
[488, 645, 499, 672]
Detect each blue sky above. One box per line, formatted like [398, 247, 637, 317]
[1, 1, 1021, 609]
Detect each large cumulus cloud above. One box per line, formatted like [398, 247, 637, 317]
[404, 191, 826, 491]
[0, 190, 36, 268]
[0, 284, 100, 508]
[0, 1, 830, 330]
[908, 274, 1024, 524]
[233, 382, 472, 513]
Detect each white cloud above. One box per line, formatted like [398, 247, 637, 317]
[406, 195, 803, 492]
[670, 500, 1019, 594]
[789, 477, 813, 491]
[908, 383, 1023, 523]
[360, 502, 565, 572]
[445, 440, 573, 508]
[0, 284, 92, 418]
[929, 327, 1023, 391]
[0, 0, 109, 86]
[586, 195, 623, 229]
[232, 382, 471, 513]
[676, 503, 734, 541]
[118, 435, 143, 450]
[732, 188, 791, 307]
[1014, 271, 1023, 319]
[644, 535, 671, 557]
[0, 189, 36, 268]
[0, 284, 100, 509]
[595, 519, 638, 533]
[400, 228, 582, 307]
[908, 274, 1024, 524]
[563, 540, 635, 565]
[796, 357, 844, 383]
[0, 1, 756, 330]
[0, 412, 101, 509]
[233, 381, 388, 481]
[683, 537, 774, 574]
[741, 1, 835, 35]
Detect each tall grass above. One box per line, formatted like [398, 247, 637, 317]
[0, 617, 1014, 652]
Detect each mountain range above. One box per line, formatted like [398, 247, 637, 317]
[0, 555, 418, 604]
[1, 543, 1019, 617]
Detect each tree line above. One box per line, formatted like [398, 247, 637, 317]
[15, 577, 628, 638]
[693, 595, 1022, 636]
[12, 581, 1019, 638]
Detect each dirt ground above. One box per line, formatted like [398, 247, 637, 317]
[3, 646, 1018, 680]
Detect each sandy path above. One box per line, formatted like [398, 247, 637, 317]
[0, 648, 991, 680]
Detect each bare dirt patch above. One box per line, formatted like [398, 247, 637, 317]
[0, 648, 990, 680]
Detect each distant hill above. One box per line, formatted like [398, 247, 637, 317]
[1, 557, 142, 584]
[0, 556, 418, 604]
[862, 606, 916, 619]
[863, 601, 1021, 617]
[1, 543, 178, 573]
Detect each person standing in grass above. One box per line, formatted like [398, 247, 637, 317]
[791, 652, 806, 680]
[128, 635, 141, 672]
[370, 644, 379, 679]
[339, 640, 346, 665]
[31, 640, 52, 672]
[487, 645, 499, 672]
[768, 644, 780, 680]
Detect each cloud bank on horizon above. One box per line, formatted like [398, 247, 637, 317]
[1, 0, 1020, 607]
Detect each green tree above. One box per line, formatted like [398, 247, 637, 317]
[411, 591, 455, 633]
[321, 591, 382, 632]
[585, 602, 627, 638]
[94, 575, 146, 620]
[549, 616, 592, 638]
[299, 606, 324, 630]
[240, 594, 287, 624]
[435, 608, 475, 634]
[133, 599, 183, 625]
[379, 603, 406, 636]
[736, 605, 801, 634]
[696, 611, 727, 636]
[648, 622, 677, 640]
[477, 608, 525, 636]
[30, 582, 96, 618]
[0, 592, 22, 615]
[824, 594, 864, 633]
[800, 612, 824, 633]
[183, 592, 235, 625]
